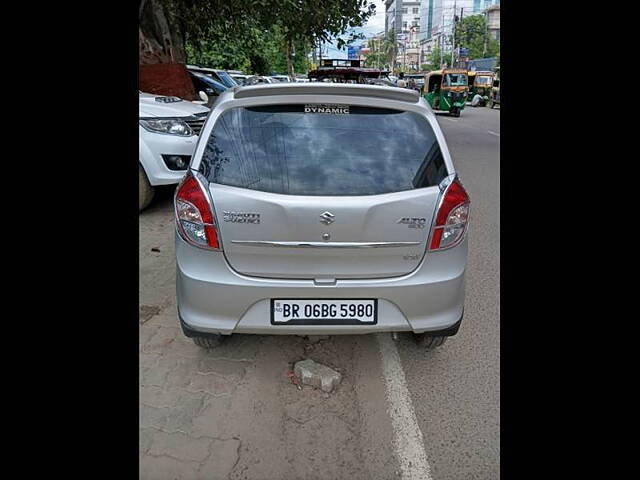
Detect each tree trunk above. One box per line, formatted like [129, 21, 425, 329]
[286, 38, 294, 78]
[139, 0, 186, 65]
[138, 0, 194, 99]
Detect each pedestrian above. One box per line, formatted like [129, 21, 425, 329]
[396, 72, 407, 88]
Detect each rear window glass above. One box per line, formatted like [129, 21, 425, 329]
[199, 105, 447, 196]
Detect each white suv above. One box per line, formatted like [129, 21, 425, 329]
[139, 92, 210, 211]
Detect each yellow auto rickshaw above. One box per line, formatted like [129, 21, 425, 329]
[423, 68, 469, 117]
[467, 70, 495, 106]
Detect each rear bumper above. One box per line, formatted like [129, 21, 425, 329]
[180, 310, 464, 339]
[176, 232, 467, 335]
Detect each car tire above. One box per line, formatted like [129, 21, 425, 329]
[415, 334, 447, 350]
[193, 335, 224, 349]
[139, 165, 155, 212]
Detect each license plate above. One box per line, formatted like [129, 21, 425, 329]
[271, 299, 377, 325]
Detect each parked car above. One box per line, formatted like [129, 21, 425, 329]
[188, 71, 228, 106]
[229, 74, 250, 86]
[270, 75, 291, 83]
[243, 75, 275, 85]
[366, 78, 395, 87]
[174, 83, 470, 350]
[138, 92, 209, 211]
[186, 65, 238, 89]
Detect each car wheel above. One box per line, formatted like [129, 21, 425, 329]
[139, 165, 155, 212]
[414, 334, 447, 350]
[193, 335, 224, 349]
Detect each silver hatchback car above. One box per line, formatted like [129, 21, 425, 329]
[175, 83, 469, 349]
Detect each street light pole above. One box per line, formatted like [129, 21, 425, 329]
[451, 0, 456, 67]
[483, 11, 488, 57]
[403, 36, 407, 71]
[440, 6, 445, 67]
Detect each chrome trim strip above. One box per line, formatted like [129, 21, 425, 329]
[230, 240, 422, 249]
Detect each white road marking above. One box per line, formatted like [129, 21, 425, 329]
[488, 130, 500, 137]
[377, 333, 432, 480]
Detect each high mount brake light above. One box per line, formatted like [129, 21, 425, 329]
[429, 179, 470, 251]
[174, 173, 220, 250]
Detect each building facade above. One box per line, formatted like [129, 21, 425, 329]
[385, 0, 423, 70]
[385, 0, 422, 35]
[418, 1, 474, 64]
[385, 0, 401, 35]
[486, 4, 500, 41]
[473, 0, 500, 14]
[397, 25, 422, 70]
[359, 31, 386, 68]
[419, 0, 488, 66]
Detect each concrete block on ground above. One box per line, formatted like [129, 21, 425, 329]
[294, 359, 342, 393]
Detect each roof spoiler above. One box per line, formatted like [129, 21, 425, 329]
[234, 83, 420, 103]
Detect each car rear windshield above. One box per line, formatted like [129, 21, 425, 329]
[199, 105, 447, 196]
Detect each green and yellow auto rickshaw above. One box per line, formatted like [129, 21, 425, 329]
[467, 70, 495, 106]
[423, 68, 469, 117]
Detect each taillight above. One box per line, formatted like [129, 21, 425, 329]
[174, 173, 220, 250]
[429, 178, 470, 251]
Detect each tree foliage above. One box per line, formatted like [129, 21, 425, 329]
[428, 47, 450, 69]
[454, 14, 500, 59]
[141, 0, 376, 75]
[363, 29, 396, 69]
[185, 25, 310, 75]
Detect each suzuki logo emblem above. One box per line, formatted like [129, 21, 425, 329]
[319, 211, 335, 225]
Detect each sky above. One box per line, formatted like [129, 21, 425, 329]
[322, 0, 386, 59]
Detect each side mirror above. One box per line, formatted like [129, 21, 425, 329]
[198, 91, 209, 103]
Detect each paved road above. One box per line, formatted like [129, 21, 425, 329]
[139, 105, 499, 479]
[398, 106, 500, 479]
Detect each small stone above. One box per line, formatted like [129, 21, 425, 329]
[306, 335, 330, 344]
[294, 359, 342, 393]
